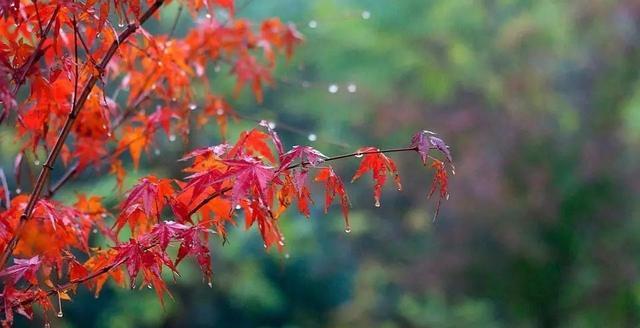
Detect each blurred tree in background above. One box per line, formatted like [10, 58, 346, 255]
[3, 0, 640, 327]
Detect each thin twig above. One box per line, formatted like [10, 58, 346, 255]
[0, 169, 10, 209]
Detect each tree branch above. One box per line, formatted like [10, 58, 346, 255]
[1, 144, 423, 313]
[0, 0, 166, 269]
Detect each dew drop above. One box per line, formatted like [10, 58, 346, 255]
[102, 124, 107, 129]
[15, 188, 21, 194]
[57, 293, 63, 317]
[169, 134, 176, 142]
[278, 240, 285, 246]
[374, 199, 381, 207]
[151, 84, 157, 90]
[214, 65, 221, 72]
[307, 133, 317, 142]
[207, 281, 213, 288]
[361, 11, 371, 20]
[44, 323, 51, 328]
[354, 152, 363, 158]
[328, 84, 339, 94]
[117, 22, 125, 28]
[263, 243, 267, 248]
[188, 103, 197, 110]
[101, 213, 108, 218]
[344, 226, 352, 233]
[216, 108, 224, 116]
[92, 228, 98, 234]
[268, 121, 276, 129]
[235, 204, 242, 210]
[205, 13, 212, 19]
[171, 97, 177, 102]
[347, 83, 357, 93]
[308, 20, 318, 29]
[154, 149, 161, 156]
[107, 132, 112, 137]
[147, 284, 152, 289]
[284, 253, 290, 259]
[446, 193, 450, 200]
[34, 160, 40, 166]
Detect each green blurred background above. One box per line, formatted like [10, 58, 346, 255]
[6, 0, 640, 326]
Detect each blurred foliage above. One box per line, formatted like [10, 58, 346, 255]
[6, 0, 640, 326]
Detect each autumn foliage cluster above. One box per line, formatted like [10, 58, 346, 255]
[0, 0, 453, 326]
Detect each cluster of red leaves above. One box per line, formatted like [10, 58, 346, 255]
[0, 1, 453, 327]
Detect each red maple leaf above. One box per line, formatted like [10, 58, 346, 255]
[351, 147, 401, 207]
[315, 167, 350, 229]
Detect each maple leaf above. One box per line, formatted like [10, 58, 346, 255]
[315, 167, 350, 229]
[223, 158, 276, 207]
[116, 176, 175, 234]
[119, 125, 150, 170]
[277, 170, 313, 218]
[351, 147, 402, 207]
[231, 54, 272, 103]
[428, 159, 449, 220]
[229, 128, 277, 163]
[410, 130, 453, 166]
[279, 145, 327, 170]
[175, 226, 213, 283]
[0, 256, 40, 285]
[110, 160, 127, 191]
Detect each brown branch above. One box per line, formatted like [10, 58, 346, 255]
[0, 0, 166, 269]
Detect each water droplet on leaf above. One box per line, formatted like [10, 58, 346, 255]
[154, 149, 161, 156]
[374, 199, 381, 207]
[188, 103, 197, 110]
[208, 282, 213, 288]
[307, 133, 317, 142]
[15, 188, 21, 194]
[205, 13, 212, 19]
[268, 121, 276, 129]
[344, 226, 352, 233]
[216, 108, 224, 115]
[34, 160, 40, 166]
[354, 152, 363, 158]
[169, 134, 176, 142]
